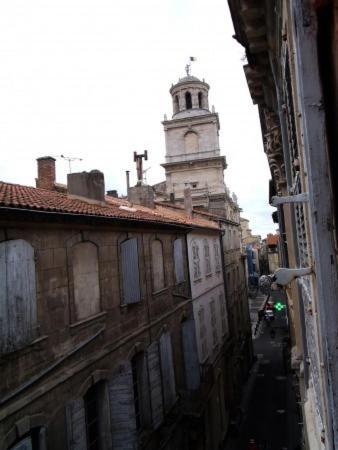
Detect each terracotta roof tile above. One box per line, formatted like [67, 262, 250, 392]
[0, 181, 219, 230]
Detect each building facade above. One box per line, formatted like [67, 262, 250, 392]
[229, 1, 338, 448]
[155, 72, 253, 418]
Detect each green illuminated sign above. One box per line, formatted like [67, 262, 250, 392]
[275, 302, 285, 311]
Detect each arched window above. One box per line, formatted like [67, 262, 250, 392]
[184, 131, 199, 153]
[0, 239, 37, 353]
[198, 91, 203, 108]
[151, 239, 165, 292]
[174, 95, 179, 114]
[191, 240, 201, 280]
[72, 241, 100, 321]
[204, 239, 212, 275]
[185, 91, 192, 109]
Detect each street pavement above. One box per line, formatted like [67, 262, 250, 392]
[224, 293, 302, 450]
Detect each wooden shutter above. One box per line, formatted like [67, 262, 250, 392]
[147, 342, 164, 429]
[108, 361, 137, 450]
[174, 238, 185, 284]
[66, 398, 87, 450]
[159, 332, 176, 411]
[120, 239, 141, 304]
[181, 319, 201, 390]
[0, 240, 37, 353]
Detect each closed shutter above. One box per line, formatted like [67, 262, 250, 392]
[108, 361, 137, 450]
[159, 332, 176, 411]
[0, 240, 37, 353]
[174, 239, 185, 284]
[181, 319, 201, 390]
[66, 398, 87, 450]
[147, 342, 164, 429]
[120, 238, 141, 304]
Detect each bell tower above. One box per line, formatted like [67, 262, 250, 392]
[161, 72, 228, 215]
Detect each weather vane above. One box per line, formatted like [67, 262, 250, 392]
[185, 56, 197, 76]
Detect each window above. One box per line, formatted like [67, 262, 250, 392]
[184, 131, 199, 153]
[84, 382, 110, 450]
[174, 95, 179, 114]
[191, 240, 201, 280]
[181, 319, 201, 390]
[120, 238, 141, 304]
[214, 240, 221, 272]
[198, 91, 203, 108]
[0, 239, 37, 353]
[159, 332, 177, 412]
[174, 238, 185, 284]
[185, 91, 192, 109]
[204, 239, 212, 275]
[198, 306, 208, 361]
[131, 353, 151, 430]
[72, 241, 100, 321]
[210, 298, 218, 347]
[108, 361, 138, 449]
[151, 239, 165, 292]
[219, 293, 228, 336]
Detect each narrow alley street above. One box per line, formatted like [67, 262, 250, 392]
[225, 293, 302, 450]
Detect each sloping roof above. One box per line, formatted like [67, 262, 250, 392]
[0, 181, 219, 230]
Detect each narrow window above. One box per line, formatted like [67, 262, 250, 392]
[84, 382, 111, 450]
[131, 353, 151, 430]
[151, 239, 165, 292]
[159, 332, 176, 412]
[72, 241, 100, 321]
[181, 319, 201, 390]
[214, 240, 221, 272]
[191, 240, 201, 280]
[198, 306, 208, 361]
[198, 91, 203, 108]
[85, 384, 101, 450]
[210, 298, 218, 347]
[0, 239, 37, 353]
[120, 238, 141, 304]
[185, 91, 192, 109]
[219, 293, 228, 335]
[174, 95, 179, 114]
[174, 238, 185, 284]
[204, 239, 212, 275]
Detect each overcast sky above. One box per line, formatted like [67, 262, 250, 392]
[0, 0, 276, 236]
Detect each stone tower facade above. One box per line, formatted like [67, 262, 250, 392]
[161, 73, 229, 216]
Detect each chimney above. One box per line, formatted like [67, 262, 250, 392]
[184, 187, 193, 217]
[126, 170, 130, 192]
[128, 184, 155, 209]
[67, 170, 105, 204]
[107, 189, 118, 198]
[36, 156, 56, 190]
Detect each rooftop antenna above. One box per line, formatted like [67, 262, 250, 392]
[142, 166, 151, 184]
[60, 155, 83, 173]
[185, 56, 197, 76]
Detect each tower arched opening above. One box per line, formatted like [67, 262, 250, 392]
[185, 91, 192, 109]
